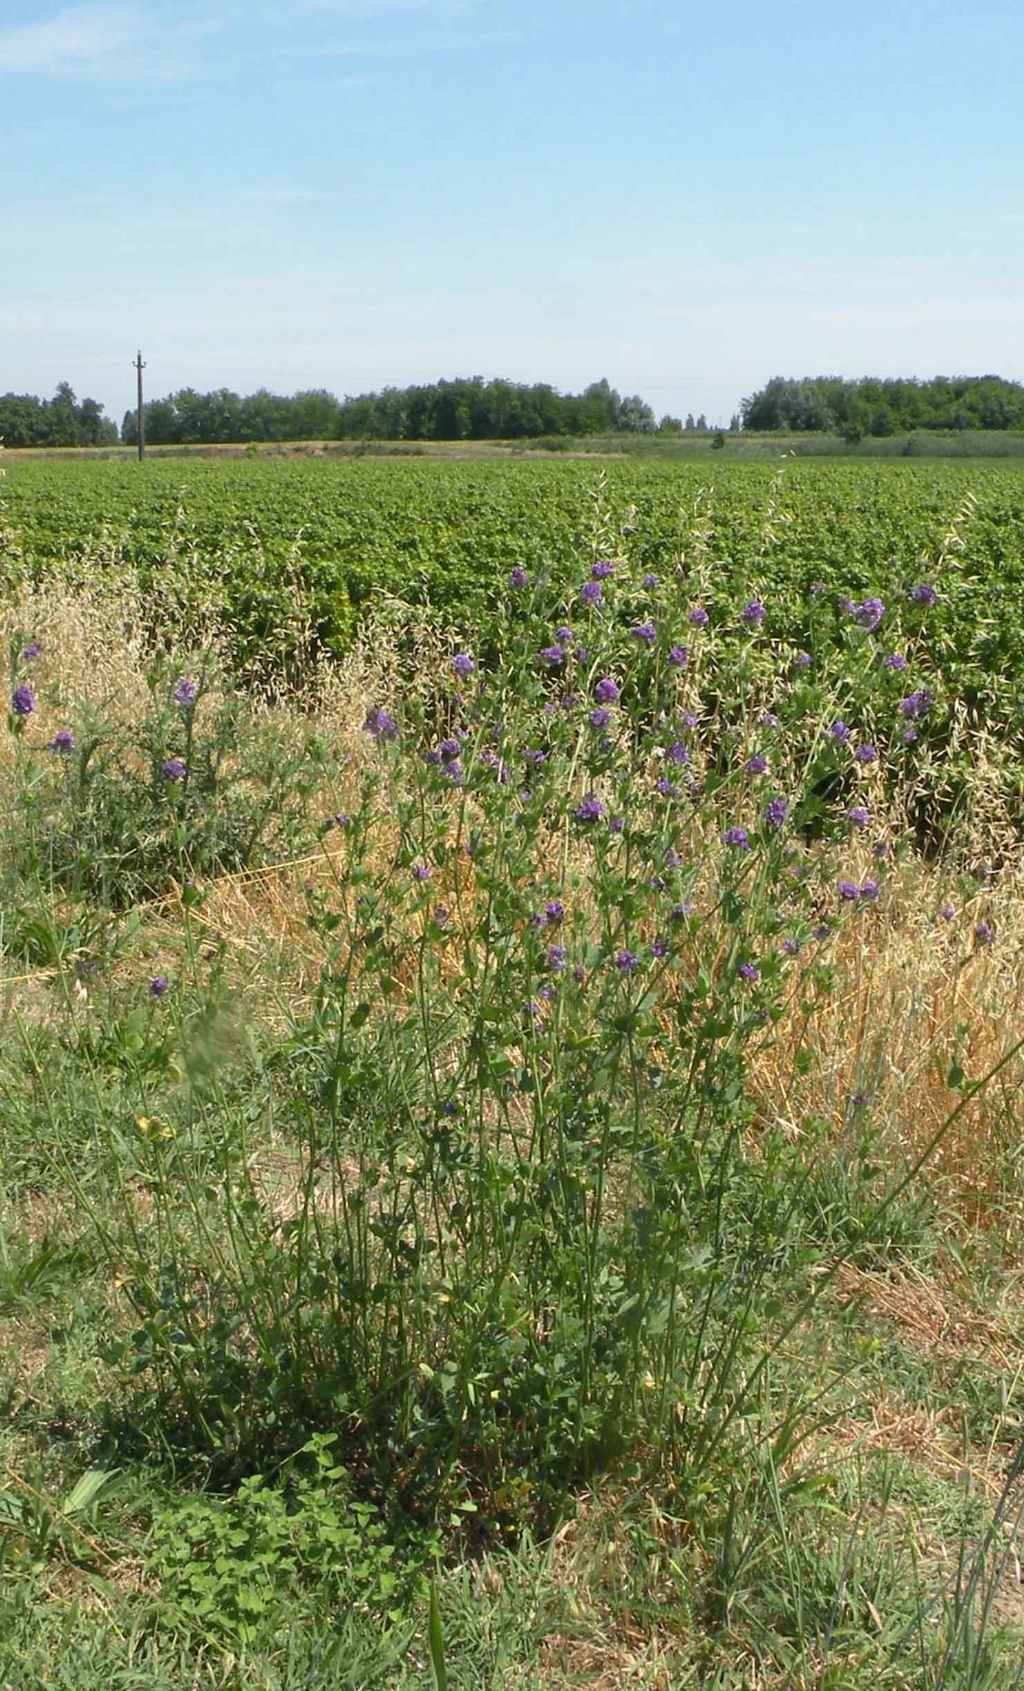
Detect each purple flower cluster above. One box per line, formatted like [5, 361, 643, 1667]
[911, 583, 938, 606]
[10, 685, 35, 717]
[509, 566, 528, 590]
[591, 559, 615, 580]
[364, 706, 398, 741]
[723, 826, 750, 849]
[741, 600, 766, 627]
[667, 645, 688, 669]
[47, 728, 75, 754]
[161, 758, 186, 781]
[173, 677, 198, 707]
[899, 689, 932, 720]
[594, 676, 620, 704]
[538, 645, 565, 669]
[630, 622, 657, 647]
[576, 793, 605, 824]
[688, 606, 709, 627]
[838, 878, 880, 902]
[579, 580, 603, 606]
[764, 797, 789, 829]
[851, 597, 885, 632]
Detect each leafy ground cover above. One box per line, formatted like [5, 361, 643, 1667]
[1, 468, 1024, 1686]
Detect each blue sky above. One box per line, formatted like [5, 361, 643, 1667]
[2, 0, 1022, 427]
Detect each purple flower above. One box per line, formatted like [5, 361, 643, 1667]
[665, 740, 689, 765]
[576, 793, 605, 824]
[854, 743, 878, 764]
[830, 720, 851, 744]
[173, 676, 198, 708]
[452, 652, 476, 678]
[939, 903, 956, 921]
[523, 999, 542, 1022]
[539, 984, 558, 1002]
[838, 879, 860, 901]
[851, 597, 884, 632]
[642, 572, 660, 589]
[665, 848, 683, 869]
[10, 684, 35, 717]
[149, 976, 170, 999]
[589, 707, 611, 729]
[546, 944, 568, 971]
[412, 863, 431, 881]
[434, 905, 451, 928]
[900, 689, 933, 719]
[669, 901, 694, 922]
[545, 899, 565, 924]
[615, 948, 640, 973]
[364, 706, 398, 741]
[741, 600, 766, 627]
[161, 758, 186, 781]
[591, 559, 615, 579]
[903, 728, 918, 744]
[738, 962, 760, 982]
[630, 622, 657, 647]
[522, 746, 547, 766]
[656, 779, 678, 798]
[911, 583, 938, 606]
[332, 811, 350, 829]
[608, 815, 625, 834]
[794, 651, 812, 669]
[579, 580, 603, 606]
[782, 937, 800, 956]
[759, 712, 780, 729]
[594, 677, 620, 704]
[20, 642, 42, 662]
[509, 566, 528, 590]
[47, 728, 75, 754]
[651, 937, 670, 958]
[723, 826, 750, 849]
[667, 644, 688, 668]
[481, 749, 509, 782]
[860, 878, 880, 901]
[555, 625, 574, 646]
[538, 645, 565, 669]
[974, 920, 994, 948]
[765, 797, 789, 829]
[884, 653, 908, 672]
[688, 606, 709, 627]
[847, 805, 870, 829]
[814, 923, 832, 941]
[745, 754, 768, 775]
[437, 736, 462, 762]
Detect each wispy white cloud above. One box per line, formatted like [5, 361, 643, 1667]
[300, 0, 478, 16]
[0, 3, 217, 81]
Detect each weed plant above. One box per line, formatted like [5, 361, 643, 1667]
[1, 482, 1023, 1684]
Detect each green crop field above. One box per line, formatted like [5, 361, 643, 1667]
[2, 453, 1024, 1688]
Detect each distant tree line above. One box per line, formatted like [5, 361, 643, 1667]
[742, 375, 1024, 437]
[0, 382, 118, 448]
[118, 377, 671, 445]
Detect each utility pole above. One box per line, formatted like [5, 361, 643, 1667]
[133, 350, 146, 460]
